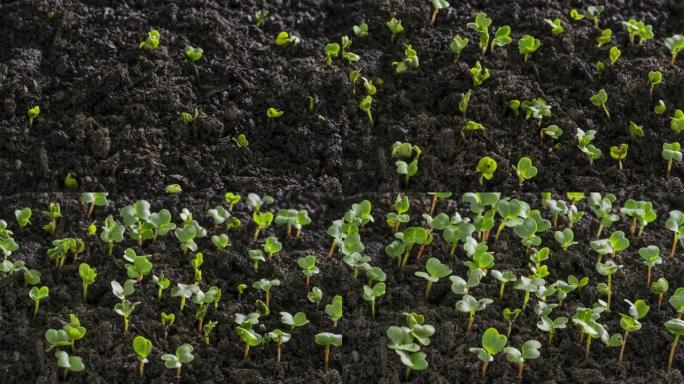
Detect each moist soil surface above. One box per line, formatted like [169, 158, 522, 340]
[2, 192, 684, 384]
[2, 1, 684, 194]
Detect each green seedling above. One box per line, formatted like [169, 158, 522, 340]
[262, 236, 282, 259]
[398, 226, 431, 267]
[47, 238, 84, 268]
[386, 194, 410, 233]
[639, 246, 662, 287]
[353, 22, 368, 37]
[541, 124, 563, 140]
[253, 278, 280, 307]
[233, 133, 249, 148]
[666, 319, 684, 369]
[275, 208, 311, 237]
[544, 18, 563, 35]
[342, 252, 371, 278]
[81, 192, 108, 217]
[266, 107, 284, 120]
[671, 289, 684, 318]
[23, 268, 41, 286]
[618, 299, 649, 362]
[161, 344, 194, 379]
[648, 70, 663, 94]
[308, 286, 323, 309]
[596, 260, 622, 310]
[610, 144, 628, 170]
[55, 350, 85, 379]
[153, 275, 170, 302]
[651, 278, 669, 310]
[42, 202, 61, 236]
[100, 215, 124, 256]
[503, 308, 521, 337]
[224, 192, 241, 211]
[621, 199, 657, 238]
[609, 46, 621, 65]
[359, 94, 373, 126]
[115, 299, 140, 333]
[518, 35, 541, 62]
[184, 45, 203, 62]
[576, 128, 602, 166]
[45, 314, 86, 352]
[430, 0, 449, 25]
[591, 89, 610, 118]
[476, 156, 497, 185]
[280, 311, 309, 331]
[537, 315, 567, 346]
[297, 255, 319, 288]
[663, 142, 682, 178]
[395, 148, 421, 187]
[211, 233, 231, 250]
[161, 312, 175, 339]
[492, 270, 517, 300]
[248, 249, 266, 271]
[450, 35, 469, 62]
[386, 312, 434, 380]
[315, 332, 343, 370]
[470, 327, 507, 378]
[78, 263, 96, 302]
[665, 35, 684, 64]
[234, 312, 262, 358]
[459, 89, 471, 117]
[30, 285, 49, 319]
[325, 43, 340, 65]
[203, 320, 217, 345]
[255, 9, 268, 28]
[415, 257, 452, 299]
[588, 193, 619, 238]
[14, 207, 31, 228]
[545, 199, 568, 229]
[387, 18, 403, 43]
[190, 253, 203, 283]
[252, 211, 273, 240]
[133, 336, 152, 378]
[514, 276, 538, 310]
[554, 228, 577, 251]
[457, 294, 494, 333]
[494, 198, 527, 241]
[596, 28, 612, 47]
[274, 31, 300, 47]
[491, 26, 512, 52]
[666, 210, 684, 256]
[28, 105, 40, 128]
[181, 108, 198, 124]
[467, 12, 492, 55]
[123, 248, 152, 282]
[513, 157, 537, 187]
[393, 44, 419, 74]
[171, 283, 198, 312]
[139, 28, 160, 49]
[655, 100, 667, 115]
[267, 329, 291, 363]
[522, 98, 553, 126]
[148, 209, 176, 241]
[325, 295, 343, 327]
[509, 99, 521, 117]
[503, 340, 541, 378]
[470, 61, 490, 87]
[582, 5, 604, 27]
[363, 282, 386, 319]
[164, 184, 181, 194]
[622, 19, 654, 45]
[590, 231, 629, 263]
[461, 120, 484, 140]
[427, 192, 452, 215]
[672, 110, 684, 134]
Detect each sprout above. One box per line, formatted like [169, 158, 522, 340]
[359, 94, 373, 126]
[123, 248, 153, 282]
[470, 327, 507, 378]
[609, 144, 628, 170]
[81, 192, 108, 217]
[655, 100, 667, 115]
[45, 314, 86, 352]
[672, 109, 684, 134]
[449, 35, 469, 62]
[387, 194, 410, 233]
[395, 146, 422, 187]
[541, 124, 563, 140]
[665, 35, 684, 64]
[139, 28, 160, 50]
[181, 108, 198, 124]
[153, 275, 170, 302]
[544, 18, 564, 35]
[275, 208, 311, 237]
[353, 22, 369, 37]
[459, 89, 471, 117]
[325, 295, 343, 327]
[308, 286, 323, 309]
[236, 283, 247, 300]
[590, 231, 629, 263]
[638, 245, 662, 287]
[671, 289, 684, 317]
[503, 308, 521, 337]
[663, 142, 682, 178]
[252, 211, 273, 240]
[161, 344, 194, 379]
[490, 26, 512, 52]
[274, 31, 300, 47]
[470, 61, 490, 87]
[415, 257, 452, 299]
[621, 199, 657, 238]
[262, 236, 282, 259]
[456, 294, 494, 333]
[190, 253, 203, 283]
[386, 312, 433, 379]
[582, 5, 604, 27]
[618, 299, 649, 362]
[514, 276, 539, 310]
[554, 228, 577, 251]
[324, 43, 340, 65]
[596, 28, 612, 47]
[266, 329, 291, 363]
[521, 98, 552, 126]
[461, 120, 484, 141]
[280, 311, 309, 331]
[588, 193, 619, 238]
[509, 99, 521, 117]
[133, 336, 153, 378]
[363, 282, 386, 319]
[255, 9, 268, 28]
[651, 278, 669, 310]
[64, 172, 78, 189]
[513, 157, 537, 187]
[161, 312, 175, 339]
[393, 44, 419, 74]
[590, 89, 610, 118]
[537, 314, 568, 346]
[28, 105, 40, 128]
[78, 263, 96, 302]
[183, 46, 203, 62]
[315, 332, 343, 369]
[297, 255, 319, 289]
[430, 0, 450, 25]
[231, 133, 249, 148]
[234, 312, 262, 360]
[253, 278, 280, 307]
[493, 198, 526, 241]
[666, 319, 684, 369]
[492, 270, 517, 300]
[55, 350, 85, 379]
[666, 210, 684, 256]
[476, 156, 497, 185]
[386, 18, 404, 43]
[607, 47, 622, 66]
[202, 320, 217, 345]
[576, 129, 602, 166]
[100, 215, 125, 256]
[248, 249, 265, 271]
[266, 107, 284, 120]
[42, 202, 61, 237]
[467, 12, 492, 55]
[596, 260, 622, 310]
[171, 282, 198, 312]
[622, 19, 654, 45]
[30, 285, 49, 319]
[224, 192, 241, 211]
[503, 340, 541, 378]
[517, 35, 541, 62]
[648, 70, 663, 94]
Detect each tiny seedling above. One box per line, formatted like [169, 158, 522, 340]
[490, 26, 512, 52]
[663, 142, 682, 178]
[235, 312, 262, 360]
[513, 157, 538, 187]
[30, 285, 49, 319]
[470, 327, 507, 378]
[514, 276, 538, 310]
[456, 294, 494, 333]
[181, 108, 198, 123]
[610, 144, 628, 170]
[462, 120, 484, 140]
[544, 18, 563, 35]
[393, 44, 419, 74]
[161, 312, 175, 339]
[503, 308, 521, 337]
[171, 283, 198, 312]
[78, 263, 96, 302]
[648, 70, 663, 94]
[359, 95, 373, 126]
[450, 35, 469, 62]
[596, 260, 622, 310]
[255, 10, 268, 28]
[386, 18, 404, 43]
[123, 248, 153, 282]
[267, 329, 291, 363]
[467, 12, 492, 55]
[353, 22, 369, 37]
[252, 210, 273, 240]
[537, 315, 568, 346]
[609, 46, 621, 65]
[81, 192, 108, 217]
[280, 311, 310, 331]
[470, 61, 490, 87]
[591, 89, 610, 118]
[503, 340, 541, 378]
[248, 249, 266, 271]
[363, 282, 386, 319]
[133, 336, 153, 378]
[655, 100, 667, 115]
[521, 98, 552, 126]
[164, 184, 181, 194]
[266, 107, 284, 120]
[211, 233, 231, 250]
[430, 0, 449, 25]
[576, 129, 602, 166]
[275, 208, 311, 237]
[263, 236, 282, 258]
[666, 210, 684, 256]
[184, 46, 203, 62]
[665, 34, 684, 64]
[672, 109, 684, 134]
[115, 299, 140, 333]
[554, 228, 578, 251]
[100, 215, 125, 256]
[55, 350, 85, 379]
[203, 320, 217, 345]
[415, 257, 452, 299]
[253, 278, 280, 307]
[651, 278, 669, 310]
[596, 28, 612, 47]
[315, 332, 343, 370]
[325, 295, 343, 327]
[324, 43, 340, 65]
[139, 28, 160, 50]
[459, 89, 471, 117]
[224, 192, 241, 210]
[161, 344, 194, 379]
[541, 124, 563, 140]
[639, 246, 662, 287]
[15, 207, 31, 227]
[42, 202, 61, 237]
[297, 255, 319, 288]
[618, 299, 649, 362]
[274, 31, 300, 47]
[476, 156, 497, 185]
[518, 35, 541, 62]
[233, 133, 249, 148]
[623, 19, 654, 45]
[153, 275, 171, 302]
[666, 319, 684, 370]
[308, 286, 323, 309]
[492, 270, 517, 300]
[28, 105, 40, 128]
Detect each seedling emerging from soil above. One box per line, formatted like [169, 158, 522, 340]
[14, 207, 31, 227]
[353, 22, 368, 37]
[651, 278, 669, 309]
[253, 278, 280, 307]
[638, 245, 662, 287]
[609, 46, 621, 65]
[393, 44, 419, 74]
[234, 312, 262, 360]
[267, 329, 291, 363]
[514, 276, 539, 310]
[596, 260, 622, 310]
[665, 35, 684, 64]
[184, 46, 203, 62]
[325, 295, 343, 327]
[671, 289, 684, 318]
[663, 142, 682, 178]
[666, 210, 684, 256]
[274, 31, 300, 47]
[576, 129, 602, 166]
[503, 308, 521, 337]
[115, 299, 140, 333]
[252, 211, 273, 240]
[181, 108, 198, 124]
[415, 258, 452, 298]
[459, 89, 471, 117]
[541, 124, 563, 140]
[470, 327, 507, 378]
[153, 275, 170, 302]
[470, 61, 489, 87]
[161, 312, 175, 339]
[590, 231, 629, 264]
[266, 107, 284, 120]
[588, 193, 619, 238]
[123, 248, 153, 282]
[280, 311, 309, 331]
[395, 148, 422, 187]
[655, 100, 667, 115]
[581, 5, 604, 27]
[324, 43, 340, 65]
[518, 35, 540, 62]
[133, 336, 152, 378]
[492, 270, 516, 300]
[78, 263, 96, 302]
[666, 319, 684, 369]
[554, 228, 577, 251]
[139, 28, 160, 49]
[618, 299, 649, 362]
[591, 89, 610, 118]
[521, 98, 552, 126]
[363, 282, 385, 319]
[610, 144, 628, 170]
[55, 351, 85, 379]
[596, 28, 612, 47]
[457, 294, 494, 333]
[171, 283, 198, 312]
[248, 250, 266, 271]
[359, 95, 373, 126]
[100, 215, 124, 256]
[42, 202, 61, 236]
[262, 236, 282, 259]
[224, 192, 241, 211]
[297, 255, 319, 288]
[308, 286, 323, 309]
[315, 332, 342, 370]
[513, 157, 537, 187]
[503, 340, 541, 378]
[491, 26, 512, 52]
[386, 312, 433, 379]
[387, 194, 410, 233]
[672, 110, 684, 134]
[621, 199, 657, 238]
[623, 19, 654, 45]
[162, 344, 194, 379]
[28, 105, 40, 128]
[450, 35, 469, 62]
[430, 0, 449, 25]
[275, 209, 311, 237]
[30, 285, 49, 319]
[476, 156, 497, 185]
[255, 10, 268, 28]
[545, 18, 563, 35]
[537, 315, 568, 345]
[386, 18, 404, 43]
[648, 70, 663, 94]
[45, 314, 86, 352]
[467, 12, 492, 55]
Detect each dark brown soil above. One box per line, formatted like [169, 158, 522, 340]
[2, 1, 684, 194]
[2, 192, 684, 384]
